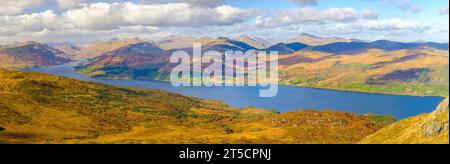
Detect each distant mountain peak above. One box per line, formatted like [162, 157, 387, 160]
[289, 33, 352, 46]
[233, 35, 271, 49]
[298, 33, 321, 39]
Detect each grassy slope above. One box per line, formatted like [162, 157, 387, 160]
[0, 70, 394, 144]
[279, 48, 449, 96]
[360, 97, 449, 144]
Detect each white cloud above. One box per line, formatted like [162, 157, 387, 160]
[0, 1, 255, 43]
[364, 19, 425, 31]
[288, 0, 319, 5]
[331, 19, 427, 33]
[362, 10, 378, 19]
[141, 0, 225, 7]
[55, 0, 86, 9]
[0, 0, 42, 15]
[63, 2, 254, 30]
[256, 8, 360, 27]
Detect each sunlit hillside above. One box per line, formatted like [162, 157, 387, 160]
[360, 97, 449, 144]
[279, 47, 449, 96]
[0, 70, 394, 144]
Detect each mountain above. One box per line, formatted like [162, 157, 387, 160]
[195, 36, 216, 45]
[233, 35, 271, 49]
[202, 37, 257, 52]
[0, 70, 394, 144]
[77, 41, 171, 80]
[360, 97, 449, 144]
[310, 40, 449, 55]
[77, 38, 449, 96]
[263, 42, 309, 55]
[280, 45, 449, 96]
[0, 41, 71, 68]
[47, 42, 81, 57]
[157, 35, 196, 50]
[288, 33, 352, 46]
[76, 38, 147, 59]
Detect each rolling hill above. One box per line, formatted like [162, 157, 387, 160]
[47, 42, 81, 57]
[76, 37, 449, 96]
[288, 33, 352, 46]
[76, 37, 261, 80]
[0, 41, 71, 69]
[234, 35, 271, 49]
[76, 38, 147, 59]
[279, 46, 449, 96]
[77, 41, 171, 80]
[0, 70, 394, 144]
[264, 42, 309, 55]
[157, 36, 196, 50]
[360, 97, 449, 144]
[309, 40, 449, 54]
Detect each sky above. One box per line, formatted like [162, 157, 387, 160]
[0, 0, 448, 44]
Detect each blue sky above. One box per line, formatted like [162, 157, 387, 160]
[0, 0, 448, 44]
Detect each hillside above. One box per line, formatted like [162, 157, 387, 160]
[76, 37, 259, 81]
[0, 41, 71, 69]
[279, 47, 449, 96]
[157, 36, 196, 50]
[288, 33, 352, 46]
[264, 42, 309, 55]
[76, 38, 146, 59]
[47, 42, 81, 57]
[77, 41, 171, 80]
[0, 70, 394, 144]
[234, 35, 271, 49]
[360, 97, 449, 144]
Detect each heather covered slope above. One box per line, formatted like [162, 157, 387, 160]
[0, 70, 393, 144]
[279, 47, 449, 96]
[0, 42, 70, 69]
[360, 97, 449, 144]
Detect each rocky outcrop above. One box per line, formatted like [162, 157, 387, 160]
[360, 97, 449, 144]
[423, 97, 449, 137]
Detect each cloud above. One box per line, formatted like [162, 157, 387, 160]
[63, 2, 254, 30]
[0, 0, 42, 15]
[364, 19, 426, 31]
[362, 10, 378, 19]
[141, 0, 225, 7]
[55, 0, 86, 9]
[288, 0, 319, 5]
[0, 1, 255, 42]
[332, 19, 427, 33]
[378, 0, 423, 13]
[256, 8, 361, 27]
[439, 7, 449, 15]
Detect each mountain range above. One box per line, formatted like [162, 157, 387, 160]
[73, 36, 448, 96]
[1, 34, 448, 96]
[288, 33, 353, 46]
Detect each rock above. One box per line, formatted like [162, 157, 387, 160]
[423, 97, 449, 137]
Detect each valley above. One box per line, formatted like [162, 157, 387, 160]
[0, 34, 448, 144]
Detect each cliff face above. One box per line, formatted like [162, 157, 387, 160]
[360, 97, 449, 144]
